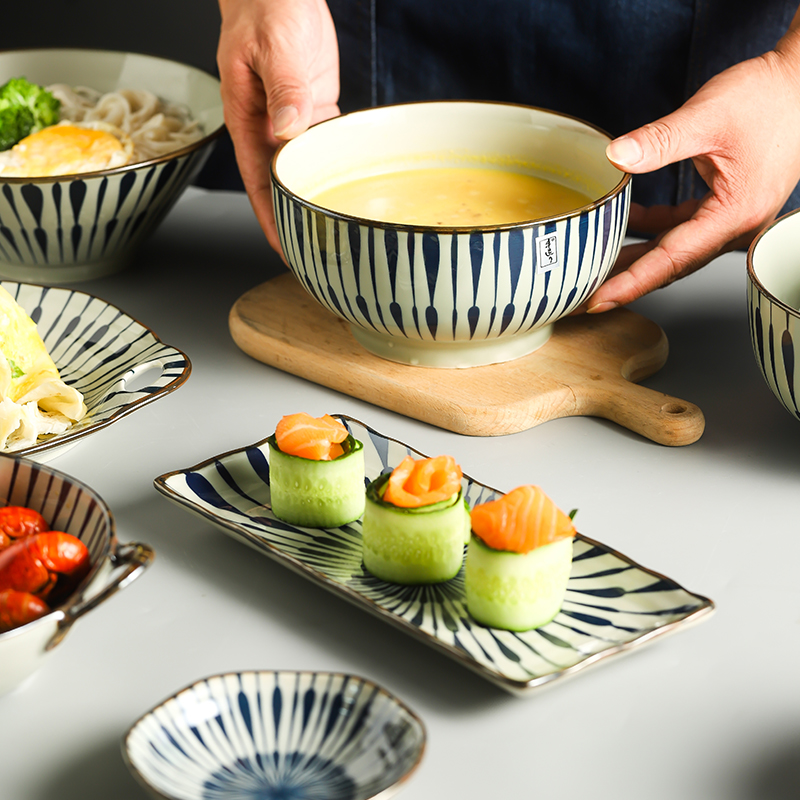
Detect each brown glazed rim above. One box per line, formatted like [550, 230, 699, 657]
[747, 205, 800, 319]
[271, 99, 632, 234]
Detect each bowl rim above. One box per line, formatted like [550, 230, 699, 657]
[121, 669, 427, 800]
[0, 451, 116, 642]
[0, 46, 225, 183]
[271, 98, 632, 233]
[747, 205, 800, 320]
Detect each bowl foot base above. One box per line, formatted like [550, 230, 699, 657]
[349, 324, 553, 368]
[0, 253, 133, 284]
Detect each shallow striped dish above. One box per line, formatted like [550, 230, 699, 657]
[154, 416, 715, 695]
[123, 670, 426, 800]
[3, 281, 191, 462]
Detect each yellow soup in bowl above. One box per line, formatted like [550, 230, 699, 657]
[309, 167, 593, 227]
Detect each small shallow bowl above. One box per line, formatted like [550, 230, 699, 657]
[747, 208, 800, 420]
[0, 454, 153, 695]
[0, 48, 224, 283]
[123, 670, 426, 800]
[2, 281, 191, 462]
[272, 100, 630, 368]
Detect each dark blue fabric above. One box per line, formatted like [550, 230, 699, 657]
[328, 0, 799, 215]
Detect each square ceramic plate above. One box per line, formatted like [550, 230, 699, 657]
[154, 416, 715, 695]
[3, 281, 191, 461]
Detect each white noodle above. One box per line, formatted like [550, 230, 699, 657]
[47, 84, 204, 162]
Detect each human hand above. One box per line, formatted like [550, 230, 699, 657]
[217, 0, 340, 253]
[582, 22, 800, 313]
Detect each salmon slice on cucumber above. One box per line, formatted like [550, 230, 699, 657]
[268, 413, 365, 528]
[362, 455, 470, 584]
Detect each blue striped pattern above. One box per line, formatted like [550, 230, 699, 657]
[0, 454, 111, 563]
[2, 281, 191, 461]
[748, 278, 800, 419]
[155, 416, 714, 695]
[273, 181, 630, 345]
[0, 146, 213, 278]
[124, 670, 426, 800]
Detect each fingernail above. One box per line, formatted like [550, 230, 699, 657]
[606, 137, 643, 168]
[272, 105, 300, 137]
[586, 300, 619, 314]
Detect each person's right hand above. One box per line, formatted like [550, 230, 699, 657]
[217, 0, 340, 253]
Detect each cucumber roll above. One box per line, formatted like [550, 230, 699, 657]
[465, 535, 573, 630]
[465, 485, 576, 631]
[268, 413, 365, 528]
[362, 455, 469, 584]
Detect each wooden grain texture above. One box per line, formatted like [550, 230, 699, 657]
[229, 274, 705, 446]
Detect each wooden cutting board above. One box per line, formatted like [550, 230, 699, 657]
[229, 273, 704, 446]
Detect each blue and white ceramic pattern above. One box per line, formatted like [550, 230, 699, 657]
[3, 281, 191, 461]
[0, 49, 224, 283]
[155, 416, 715, 696]
[747, 208, 800, 420]
[123, 670, 426, 800]
[272, 101, 631, 367]
[0, 454, 154, 695]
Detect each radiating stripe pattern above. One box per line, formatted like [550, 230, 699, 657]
[156, 416, 714, 694]
[0, 145, 213, 276]
[124, 670, 426, 800]
[2, 281, 191, 460]
[273, 182, 630, 345]
[748, 278, 800, 419]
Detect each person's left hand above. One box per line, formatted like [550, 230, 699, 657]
[581, 24, 800, 313]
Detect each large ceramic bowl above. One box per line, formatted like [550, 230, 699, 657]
[123, 670, 426, 800]
[747, 208, 800, 420]
[0, 454, 153, 695]
[271, 101, 631, 368]
[0, 48, 224, 283]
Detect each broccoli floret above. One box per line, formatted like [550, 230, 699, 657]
[0, 77, 60, 151]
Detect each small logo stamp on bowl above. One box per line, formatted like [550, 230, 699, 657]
[536, 232, 559, 273]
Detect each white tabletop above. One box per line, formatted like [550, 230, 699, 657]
[2, 186, 799, 800]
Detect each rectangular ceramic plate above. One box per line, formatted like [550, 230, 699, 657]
[154, 416, 715, 695]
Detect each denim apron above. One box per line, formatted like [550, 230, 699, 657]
[328, 0, 799, 213]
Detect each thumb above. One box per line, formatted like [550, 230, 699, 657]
[261, 53, 315, 141]
[605, 107, 704, 175]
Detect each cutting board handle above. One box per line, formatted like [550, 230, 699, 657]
[582, 380, 705, 446]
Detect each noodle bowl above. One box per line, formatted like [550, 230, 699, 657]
[0, 47, 224, 282]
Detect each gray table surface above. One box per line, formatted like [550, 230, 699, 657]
[1, 186, 799, 800]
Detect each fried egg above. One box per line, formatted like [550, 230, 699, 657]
[0, 120, 134, 178]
